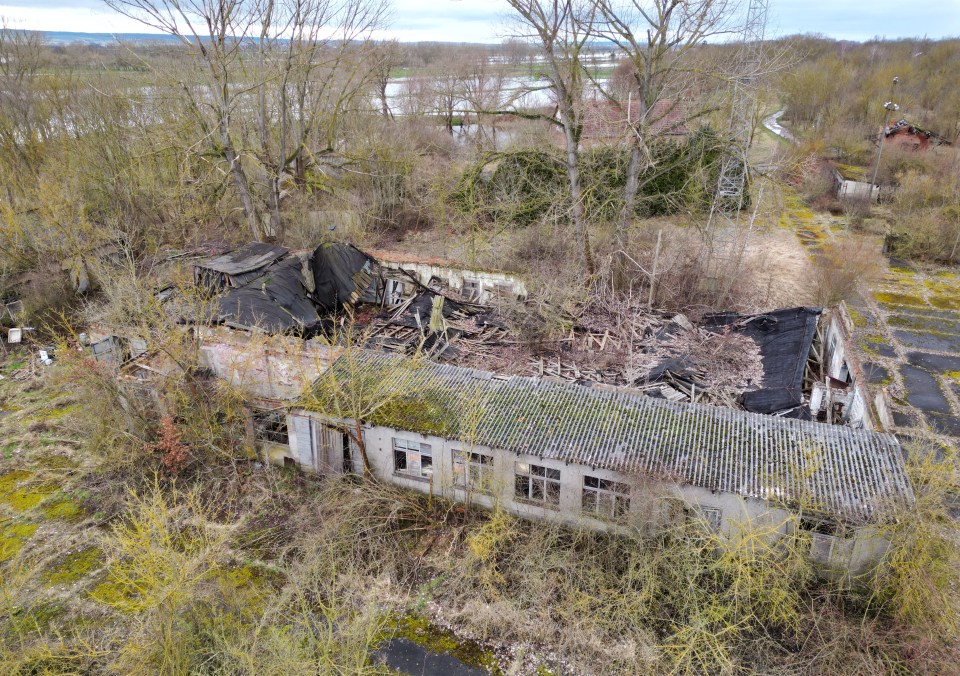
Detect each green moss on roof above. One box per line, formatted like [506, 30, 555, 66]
[301, 351, 912, 524]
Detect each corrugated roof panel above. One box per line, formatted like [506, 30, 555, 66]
[303, 350, 914, 523]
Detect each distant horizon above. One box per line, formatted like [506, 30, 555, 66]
[24, 28, 960, 49]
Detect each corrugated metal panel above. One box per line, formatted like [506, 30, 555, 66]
[304, 350, 914, 523]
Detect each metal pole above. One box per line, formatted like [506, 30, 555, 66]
[870, 76, 900, 197]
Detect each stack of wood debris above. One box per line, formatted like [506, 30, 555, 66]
[524, 312, 765, 409]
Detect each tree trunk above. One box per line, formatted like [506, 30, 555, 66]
[611, 141, 643, 288]
[223, 141, 261, 241]
[353, 418, 372, 478]
[561, 113, 594, 276]
[265, 174, 282, 241]
[619, 142, 642, 244]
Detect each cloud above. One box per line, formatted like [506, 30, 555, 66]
[1, 0, 958, 42]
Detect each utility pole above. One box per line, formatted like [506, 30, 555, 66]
[870, 76, 900, 199]
[700, 0, 769, 304]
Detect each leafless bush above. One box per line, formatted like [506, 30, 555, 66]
[812, 237, 884, 306]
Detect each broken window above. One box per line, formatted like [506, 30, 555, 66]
[800, 518, 849, 565]
[698, 507, 723, 533]
[393, 437, 433, 479]
[462, 278, 481, 300]
[582, 476, 630, 518]
[254, 411, 288, 445]
[514, 462, 560, 506]
[385, 279, 411, 306]
[453, 449, 493, 491]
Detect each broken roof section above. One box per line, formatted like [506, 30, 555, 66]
[213, 256, 322, 334]
[194, 242, 289, 292]
[194, 241, 378, 335]
[704, 307, 821, 417]
[312, 243, 377, 312]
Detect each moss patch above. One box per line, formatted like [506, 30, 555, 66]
[873, 291, 927, 307]
[378, 613, 501, 674]
[43, 546, 103, 586]
[929, 295, 960, 311]
[39, 404, 80, 422]
[36, 454, 79, 470]
[215, 563, 284, 615]
[40, 493, 86, 522]
[0, 521, 38, 562]
[1, 359, 25, 374]
[89, 579, 139, 610]
[0, 471, 56, 512]
[7, 601, 64, 636]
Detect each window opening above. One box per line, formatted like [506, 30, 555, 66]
[515, 462, 560, 506]
[582, 476, 631, 518]
[254, 411, 288, 445]
[393, 437, 433, 479]
[453, 450, 493, 491]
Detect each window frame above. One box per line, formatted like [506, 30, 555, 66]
[253, 411, 289, 445]
[462, 278, 482, 300]
[452, 449, 494, 492]
[698, 506, 723, 533]
[514, 461, 561, 508]
[581, 475, 631, 519]
[392, 437, 433, 481]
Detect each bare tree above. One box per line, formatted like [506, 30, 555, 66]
[370, 39, 402, 120]
[592, 0, 737, 247]
[105, 0, 386, 241]
[459, 48, 510, 150]
[506, 0, 597, 275]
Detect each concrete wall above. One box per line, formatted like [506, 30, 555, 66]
[377, 260, 527, 303]
[819, 305, 882, 430]
[279, 410, 886, 575]
[197, 326, 340, 400]
[836, 177, 880, 203]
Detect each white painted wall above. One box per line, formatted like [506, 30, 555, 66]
[278, 410, 888, 575]
[377, 260, 528, 303]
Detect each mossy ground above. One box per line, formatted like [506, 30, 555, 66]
[378, 612, 502, 675]
[0, 521, 38, 562]
[42, 547, 103, 586]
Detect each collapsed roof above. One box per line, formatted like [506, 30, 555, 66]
[213, 256, 322, 334]
[199, 242, 375, 334]
[704, 307, 821, 417]
[194, 242, 289, 292]
[312, 243, 377, 312]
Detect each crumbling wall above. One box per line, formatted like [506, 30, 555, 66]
[197, 327, 339, 400]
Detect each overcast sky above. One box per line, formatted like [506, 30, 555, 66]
[1, 0, 958, 43]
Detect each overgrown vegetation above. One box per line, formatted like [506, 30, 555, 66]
[0, 352, 956, 674]
[453, 128, 723, 228]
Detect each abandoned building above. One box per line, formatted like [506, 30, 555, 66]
[84, 238, 910, 574]
[275, 349, 911, 577]
[881, 118, 952, 152]
[832, 166, 880, 203]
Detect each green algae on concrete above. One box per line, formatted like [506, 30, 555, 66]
[873, 291, 927, 307]
[43, 547, 103, 586]
[0, 521, 38, 562]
